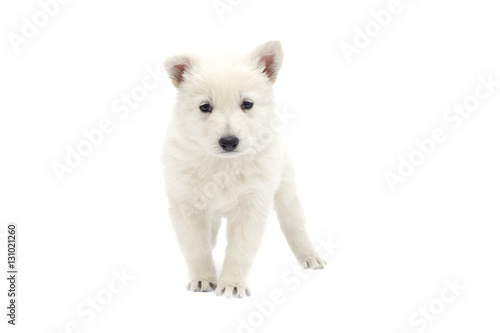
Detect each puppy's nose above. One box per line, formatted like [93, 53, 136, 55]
[219, 136, 239, 151]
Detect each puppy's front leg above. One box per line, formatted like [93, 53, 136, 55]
[216, 196, 270, 298]
[170, 205, 218, 292]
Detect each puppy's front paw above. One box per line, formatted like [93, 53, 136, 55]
[215, 282, 251, 298]
[186, 279, 217, 292]
[299, 256, 327, 269]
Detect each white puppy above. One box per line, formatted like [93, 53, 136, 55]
[162, 41, 325, 298]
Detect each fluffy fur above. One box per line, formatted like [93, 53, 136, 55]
[162, 41, 325, 298]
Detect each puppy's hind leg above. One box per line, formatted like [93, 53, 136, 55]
[274, 154, 326, 269]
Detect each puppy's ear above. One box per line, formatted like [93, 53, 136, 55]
[250, 40, 283, 83]
[163, 54, 195, 88]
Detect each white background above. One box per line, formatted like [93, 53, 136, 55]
[1, 0, 499, 332]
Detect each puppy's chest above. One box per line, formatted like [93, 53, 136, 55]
[194, 161, 257, 194]
[188, 158, 276, 209]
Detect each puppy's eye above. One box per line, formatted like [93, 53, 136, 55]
[199, 103, 212, 112]
[241, 101, 253, 110]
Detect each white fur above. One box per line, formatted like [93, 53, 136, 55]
[162, 41, 325, 298]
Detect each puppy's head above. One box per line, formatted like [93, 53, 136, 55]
[164, 41, 283, 157]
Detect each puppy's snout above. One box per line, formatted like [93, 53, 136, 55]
[219, 136, 239, 152]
